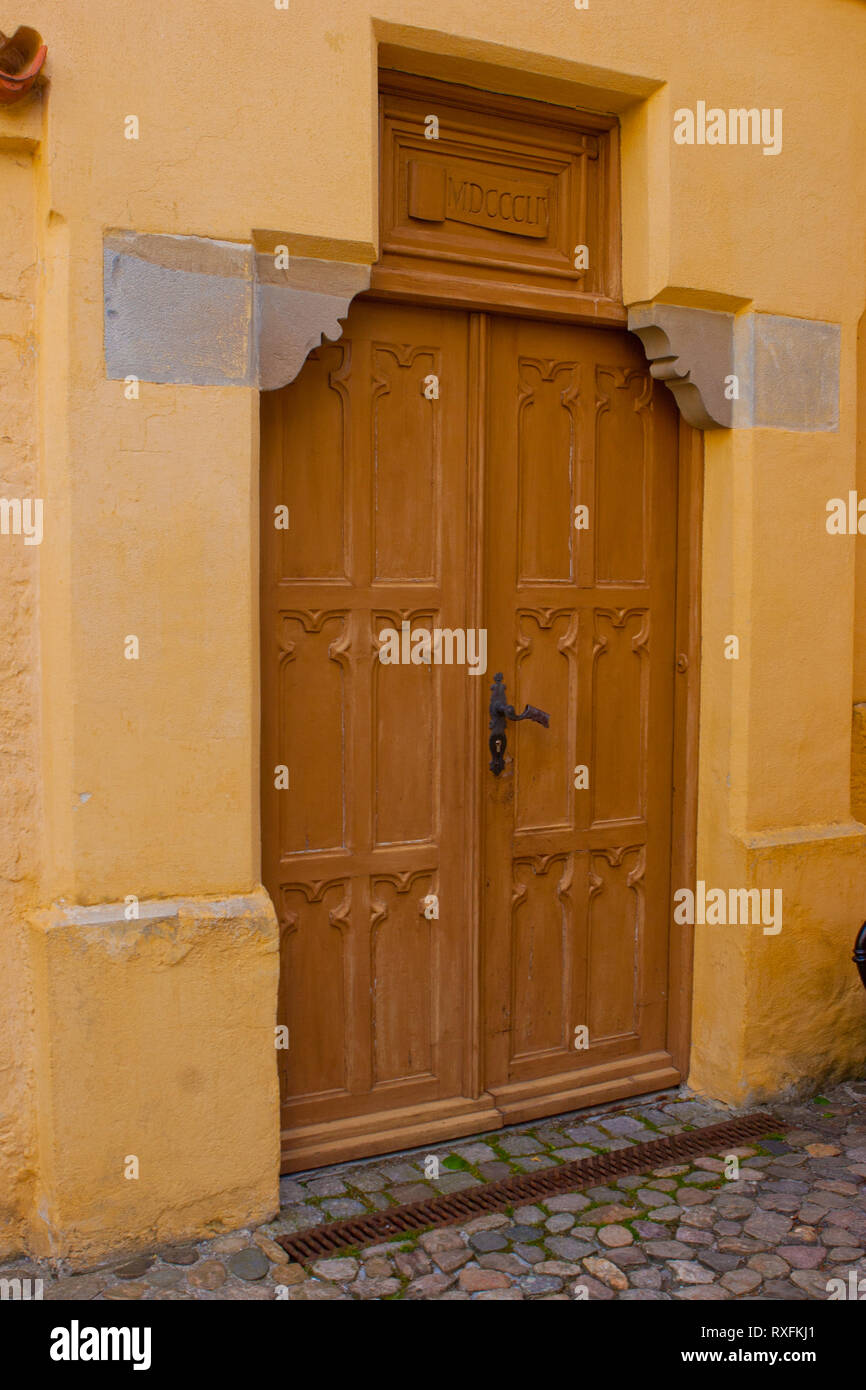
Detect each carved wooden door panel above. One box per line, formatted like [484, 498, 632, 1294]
[262, 79, 692, 1171]
[262, 300, 685, 1170]
[261, 300, 499, 1172]
[481, 316, 681, 1120]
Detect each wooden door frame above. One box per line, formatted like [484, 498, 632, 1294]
[668, 416, 702, 1080]
[264, 73, 702, 1161]
[367, 69, 702, 1097]
[374, 72, 625, 326]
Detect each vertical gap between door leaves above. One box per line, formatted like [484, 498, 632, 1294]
[466, 309, 488, 1106]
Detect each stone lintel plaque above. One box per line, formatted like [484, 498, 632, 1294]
[378, 73, 621, 316]
[408, 160, 550, 239]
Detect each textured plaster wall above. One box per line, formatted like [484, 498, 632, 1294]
[854, 310, 866, 707]
[0, 137, 39, 1255]
[0, 0, 864, 1257]
[690, 419, 866, 1105]
[28, 893, 279, 1263]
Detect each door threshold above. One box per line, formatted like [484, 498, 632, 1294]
[488, 1052, 682, 1126]
[280, 1095, 502, 1174]
[280, 1054, 681, 1174]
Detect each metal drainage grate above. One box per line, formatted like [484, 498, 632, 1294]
[277, 1112, 782, 1263]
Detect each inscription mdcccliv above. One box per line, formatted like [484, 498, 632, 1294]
[407, 159, 551, 239]
[445, 172, 550, 238]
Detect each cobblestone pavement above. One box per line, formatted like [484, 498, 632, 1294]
[5, 1078, 866, 1301]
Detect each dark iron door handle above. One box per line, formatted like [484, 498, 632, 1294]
[488, 672, 550, 776]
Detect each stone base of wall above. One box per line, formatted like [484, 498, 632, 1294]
[19, 889, 279, 1264]
[689, 822, 866, 1106]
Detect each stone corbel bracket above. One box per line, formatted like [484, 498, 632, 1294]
[104, 230, 372, 391]
[628, 303, 736, 428]
[628, 301, 840, 432]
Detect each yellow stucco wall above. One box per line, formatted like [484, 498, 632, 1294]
[0, 126, 40, 1256]
[855, 309, 866, 708]
[1, 0, 865, 1259]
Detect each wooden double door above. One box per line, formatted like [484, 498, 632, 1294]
[261, 296, 686, 1172]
